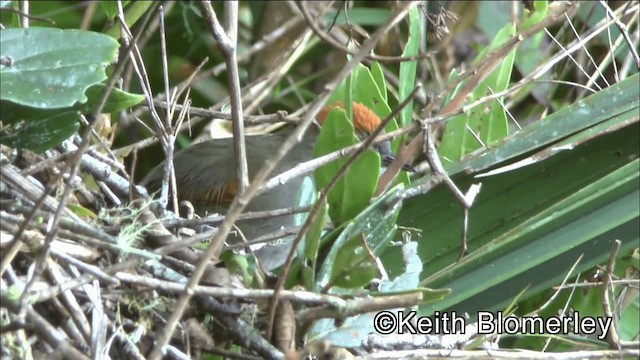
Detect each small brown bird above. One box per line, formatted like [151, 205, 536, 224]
[142, 102, 388, 270]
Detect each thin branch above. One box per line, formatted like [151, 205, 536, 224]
[602, 239, 621, 350]
[198, 1, 249, 193]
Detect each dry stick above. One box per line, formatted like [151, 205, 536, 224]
[46, 260, 92, 345]
[1, 293, 90, 360]
[263, 124, 417, 195]
[113, 4, 177, 212]
[114, 272, 347, 306]
[296, 292, 423, 323]
[198, 1, 249, 193]
[162, 205, 312, 229]
[148, 2, 421, 358]
[599, 0, 640, 68]
[423, 123, 482, 258]
[602, 239, 621, 350]
[155, 5, 181, 215]
[151, 102, 301, 124]
[267, 83, 423, 341]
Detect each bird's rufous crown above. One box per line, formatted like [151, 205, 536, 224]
[317, 101, 382, 135]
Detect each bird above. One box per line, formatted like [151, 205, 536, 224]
[142, 102, 388, 271]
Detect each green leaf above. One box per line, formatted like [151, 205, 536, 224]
[0, 83, 144, 152]
[104, 1, 154, 40]
[420, 159, 638, 318]
[314, 108, 352, 218]
[0, 101, 79, 153]
[323, 8, 391, 27]
[380, 241, 421, 291]
[314, 107, 381, 225]
[351, 64, 398, 137]
[477, 24, 515, 145]
[100, 1, 129, 20]
[0, 27, 119, 109]
[339, 150, 380, 222]
[370, 61, 387, 104]
[398, 5, 420, 127]
[330, 234, 379, 289]
[67, 204, 98, 219]
[439, 23, 516, 161]
[80, 84, 145, 114]
[316, 185, 403, 292]
[521, 0, 548, 31]
[300, 194, 327, 290]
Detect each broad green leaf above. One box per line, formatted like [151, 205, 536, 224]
[419, 158, 638, 319]
[349, 63, 409, 184]
[393, 75, 639, 320]
[314, 108, 352, 222]
[0, 28, 119, 108]
[339, 150, 379, 222]
[327, 63, 399, 139]
[0, 83, 144, 152]
[0, 101, 79, 153]
[379, 241, 422, 292]
[351, 64, 398, 137]
[477, 24, 516, 145]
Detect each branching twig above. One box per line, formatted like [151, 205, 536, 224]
[198, 1, 249, 193]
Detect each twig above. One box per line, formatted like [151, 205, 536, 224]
[1, 293, 90, 360]
[602, 239, 621, 350]
[599, 0, 640, 69]
[114, 271, 347, 306]
[297, 292, 423, 323]
[198, 1, 249, 193]
[0, 6, 54, 24]
[423, 122, 482, 258]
